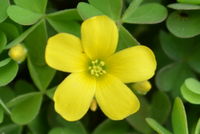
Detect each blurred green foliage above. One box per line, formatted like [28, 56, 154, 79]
[0, 0, 200, 133]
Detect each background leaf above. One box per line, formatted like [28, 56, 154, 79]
[156, 63, 195, 97]
[14, 0, 47, 13]
[25, 21, 56, 91]
[146, 118, 172, 134]
[7, 5, 42, 25]
[117, 25, 140, 51]
[167, 11, 200, 38]
[77, 2, 103, 20]
[0, 60, 18, 86]
[0, 124, 22, 134]
[168, 3, 200, 10]
[0, 0, 9, 23]
[0, 106, 3, 123]
[172, 97, 189, 134]
[122, 3, 167, 24]
[89, 0, 122, 21]
[0, 32, 7, 53]
[195, 118, 200, 134]
[92, 120, 129, 134]
[9, 92, 43, 125]
[47, 9, 81, 37]
[122, 0, 143, 20]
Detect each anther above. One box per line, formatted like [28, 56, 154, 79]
[88, 59, 106, 77]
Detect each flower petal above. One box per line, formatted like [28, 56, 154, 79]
[53, 72, 96, 121]
[106, 45, 157, 83]
[81, 16, 118, 59]
[45, 33, 89, 72]
[95, 74, 140, 120]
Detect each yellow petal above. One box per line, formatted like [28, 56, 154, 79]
[95, 74, 140, 120]
[81, 16, 118, 60]
[106, 45, 157, 83]
[45, 33, 89, 72]
[53, 72, 96, 121]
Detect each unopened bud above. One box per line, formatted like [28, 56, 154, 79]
[90, 99, 98, 112]
[131, 80, 152, 95]
[8, 44, 27, 63]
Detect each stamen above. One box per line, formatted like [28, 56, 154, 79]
[88, 59, 106, 77]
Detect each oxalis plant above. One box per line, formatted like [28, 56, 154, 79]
[0, 0, 200, 134]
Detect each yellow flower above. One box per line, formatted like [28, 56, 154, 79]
[45, 16, 156, 121]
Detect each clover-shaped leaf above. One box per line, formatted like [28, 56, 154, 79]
[168, 3, 200, 10]
[0, 0, 9, 23]
[7, 92, 42, 125]
[167, 11, 200, 38]
[7, 0, 47, 25]
[122, 3, 167, 24]
[181, 78, 200, 104]
[156, 63, 196, 97]
[0, 60, 18, 86]
[0, 32, 7, 54]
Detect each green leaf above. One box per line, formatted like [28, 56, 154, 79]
[14, 80, 36, 95]
[0, 32, 7, 53]
[0, 60, 18, 86]
[146, 118, 172, 134]
[6, 21, 42, 49]
[195, 118, 200, 134]
[168, 3, 200, 10]
[92, 120, 129, 134]
[167, 11, 200, 38]
[0, 0, 9, 23]
[47, 9, 81, 37]
[0, 124, 22, 134]
[48, 114, 87, 134]
[0, 86, 15, 103]
[46, 87, 56, 99]
[181, 84, 200, 104]
[0, 22, 20, 41]
[150, 91, 171, 124]
[117, 25, 140, 51]
[0, 58, 11, 67]
[188, 47, 200, 73]
[8, 92, 42, 125]
[122, 3, 167, 24]
[159, 31, 194, 61]
[25, 21, 46, 65]
[7, 5, 42, 25]
[49, 126, 87, 134]
[122, 0, 143, 20]
[89, 0, 122, 21]
[184, 78, 200, 94]
[77, 2, 104, 20]
[0, 106, 3, 123]
[28, 111, 48, 134]
[25, 21, 55, 91]
[0, 99, 11, 114]
[127, 97, 152, 134]
[14, 0, 47, 13]
[27, 58, 55, 92]
[156, 63, 195, 97]
[172, 97, 189, 134]
[178, 0, 200, 4]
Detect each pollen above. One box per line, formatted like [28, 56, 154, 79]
[89, 59, 106, 77]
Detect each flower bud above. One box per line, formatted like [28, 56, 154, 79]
[90, 99, 98, 112]
[8, 44, 27, 63]
[131, 80, 152, 95]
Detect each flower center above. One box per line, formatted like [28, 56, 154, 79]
[88, 59, 106, 77]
